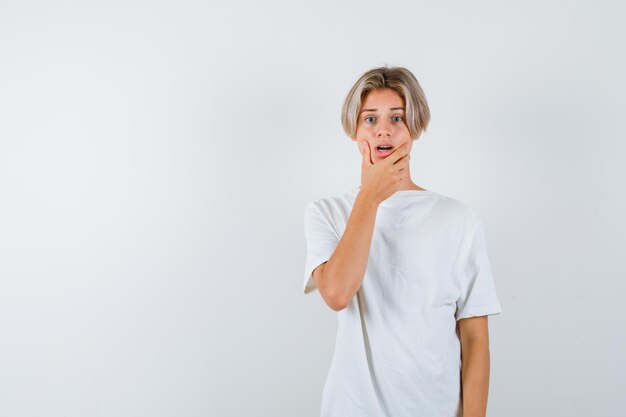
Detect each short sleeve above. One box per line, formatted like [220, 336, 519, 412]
[303, 201, 340, 294]
[455, 220, 503, 321]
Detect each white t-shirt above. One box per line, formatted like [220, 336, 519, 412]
[303, 186, 502, 417]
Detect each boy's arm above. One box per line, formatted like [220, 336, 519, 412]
[458, 315, 491, 417]
[313, 141, 410, 310]
[315, 192, 379, 311]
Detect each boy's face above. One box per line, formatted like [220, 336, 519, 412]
[354, 88, 413, 162]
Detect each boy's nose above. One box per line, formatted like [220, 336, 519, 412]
[376, 124, 391, 137]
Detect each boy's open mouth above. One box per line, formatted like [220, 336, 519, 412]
[376, 144, 394, 156]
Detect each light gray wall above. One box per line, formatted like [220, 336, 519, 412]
[1, 1, 624, 416]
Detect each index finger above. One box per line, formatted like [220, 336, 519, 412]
[384, 144, 410, 165]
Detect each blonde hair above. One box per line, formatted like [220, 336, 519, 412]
[341, 66, 430, 140]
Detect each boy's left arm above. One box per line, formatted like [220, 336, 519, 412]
[458, 315, 491, 417]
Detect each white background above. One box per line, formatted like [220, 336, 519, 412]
[1, 1, 625, 416]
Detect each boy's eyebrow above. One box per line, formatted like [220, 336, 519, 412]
[360, 107, 405, 114]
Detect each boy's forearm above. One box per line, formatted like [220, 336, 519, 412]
[322, 192, 379, 308]
[461, 339, 490, 417]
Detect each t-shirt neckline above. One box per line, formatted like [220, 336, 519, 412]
[352, 186, 435, 207]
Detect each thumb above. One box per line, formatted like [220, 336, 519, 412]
[361, 140, 372, 166]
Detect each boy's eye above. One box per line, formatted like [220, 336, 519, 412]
[393, 116, 403, 122]
[365, 116, 375, 123]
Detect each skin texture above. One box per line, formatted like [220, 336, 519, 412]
[458, 315, 491, 417]
[313, 87, 491, 415]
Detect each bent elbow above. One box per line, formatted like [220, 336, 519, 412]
[318, 270, 353, 311]
[319, 287, 346, 311]
[328, 296, 349, 312]
[325, 289, 352, 311]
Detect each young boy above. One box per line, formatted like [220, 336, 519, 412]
[303, 66, 502, 417]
